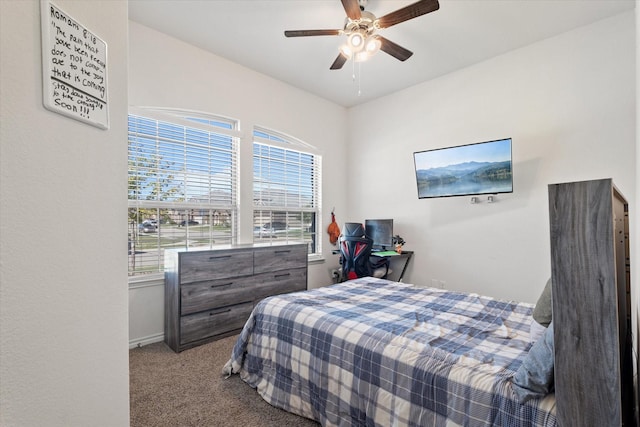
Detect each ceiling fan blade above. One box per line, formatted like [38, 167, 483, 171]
[284, 29, 341, 37]
[330, 53, 349, 70]
[341, 0, 361, 20]
[377, 0, 439, 29]
[378, 36, 413, 61]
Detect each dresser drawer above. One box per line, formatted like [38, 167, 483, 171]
[253, 267, 307, 301]
[179, 250, 253, 284]
[253, 245, 307, 274]
[180, 302, 253, 345]
[181, 276, 259, 315]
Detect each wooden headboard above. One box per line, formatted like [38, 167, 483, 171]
[548, 178, 635, 427]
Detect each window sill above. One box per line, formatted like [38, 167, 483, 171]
[308, 254, 325, 264]
[129, 273, 164, 289]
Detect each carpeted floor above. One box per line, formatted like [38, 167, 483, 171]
[129, 334, 320, 427]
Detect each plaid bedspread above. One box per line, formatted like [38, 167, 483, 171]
[223, 278, 557, 427]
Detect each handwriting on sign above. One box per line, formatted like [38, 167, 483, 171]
[42, 1, 109, 129]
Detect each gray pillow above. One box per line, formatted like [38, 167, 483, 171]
[512, 323, 554, 403]
[532, 278, 552, 327]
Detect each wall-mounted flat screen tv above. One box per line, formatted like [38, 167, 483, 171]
[413, 138, 513, 199]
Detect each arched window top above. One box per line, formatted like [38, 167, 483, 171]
[130, 106, 241, 137]
[253, 125, 320, 154]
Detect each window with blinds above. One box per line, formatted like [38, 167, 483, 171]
[253, 127, 321, 255]
[128, 109, 239, 276]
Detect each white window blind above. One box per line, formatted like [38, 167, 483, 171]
[128, 109, 239, 276]
[252, 127, 321, 255]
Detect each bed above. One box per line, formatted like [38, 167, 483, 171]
[223, 179, 634, 427]
[223, 277, 557, 426]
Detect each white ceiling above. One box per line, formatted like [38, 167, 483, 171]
[128, 0, 635, 108]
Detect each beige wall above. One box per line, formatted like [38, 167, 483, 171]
[348, 11, 636, 304]
[0, 1, 130, 425]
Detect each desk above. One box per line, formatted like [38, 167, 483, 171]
[333, 249, 414, 282]
[371, 251, 413, 282]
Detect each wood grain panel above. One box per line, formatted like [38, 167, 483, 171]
[179, 302, 254, 345]
[253, 244, 308, 274]
[253, 267, 308, 301]
[179, 250, 253, 284]
[180, 276, 260, 315]
[548, 179, 621, 427]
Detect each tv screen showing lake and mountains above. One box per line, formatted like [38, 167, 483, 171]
[413, 138, 513, 199]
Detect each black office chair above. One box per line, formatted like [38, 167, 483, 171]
[339, 222, 373, 281]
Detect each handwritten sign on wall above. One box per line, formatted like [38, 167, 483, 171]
[40, 0, 109, 129]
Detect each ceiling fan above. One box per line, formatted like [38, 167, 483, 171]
[284, 0, 440, 70]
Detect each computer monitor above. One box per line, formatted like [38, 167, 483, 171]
[365, 219, 393, 251]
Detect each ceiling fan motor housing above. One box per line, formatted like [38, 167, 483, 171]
[344, 10, 377, 34]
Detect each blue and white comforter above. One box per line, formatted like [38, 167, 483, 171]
[223, 277, 556, 427]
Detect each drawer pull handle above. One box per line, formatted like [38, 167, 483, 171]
[209, 255, 231, 260]
[275, 250, 291, 254]
[275, 273, 291, 278]
[210, 308, 231, 315]
[211, 282, 233, 288]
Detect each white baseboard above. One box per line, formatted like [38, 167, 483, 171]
[129, 332, 164, 349]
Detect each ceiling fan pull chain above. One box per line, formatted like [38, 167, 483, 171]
[357, 62, 362, 97]
[351, 57, 356, 82]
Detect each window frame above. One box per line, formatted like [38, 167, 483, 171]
[252, 126, 322, 260]
[127, 107, 241, 278]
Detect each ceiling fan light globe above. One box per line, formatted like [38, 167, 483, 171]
[348, 32, 365, 52]
[354, 51, 370, 62]
[339, 44, 353, 58]
[364, 36, 381, 53]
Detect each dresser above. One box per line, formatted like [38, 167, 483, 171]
[164, 243, 308, 352]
